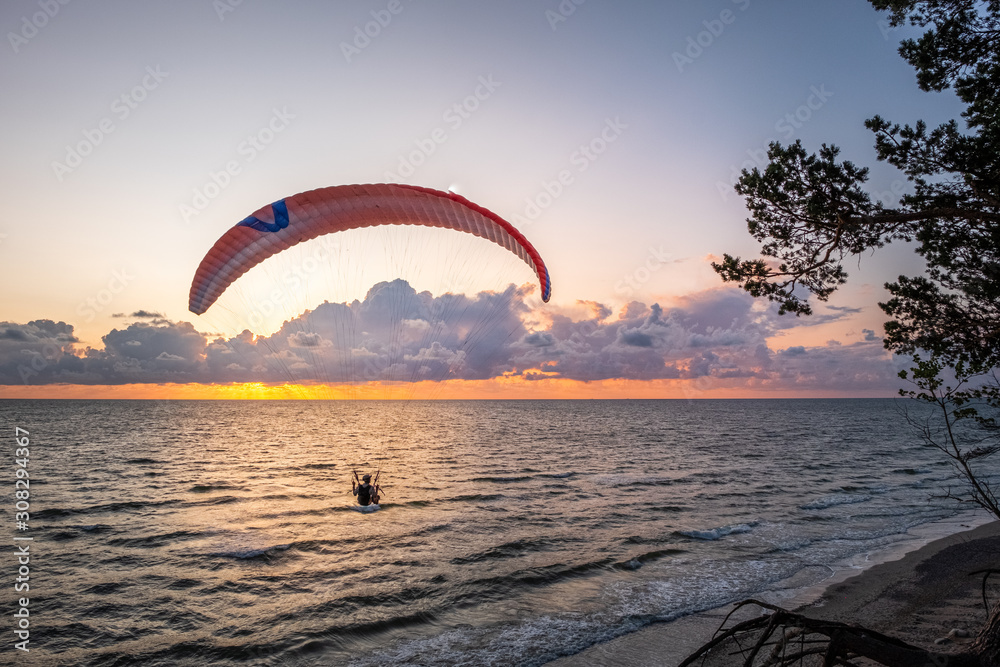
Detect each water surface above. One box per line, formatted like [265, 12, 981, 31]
[0, 398, 983, 666]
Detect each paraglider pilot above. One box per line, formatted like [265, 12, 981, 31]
[352, 472, 380, 506]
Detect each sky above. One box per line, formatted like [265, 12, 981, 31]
[0, 0, 969, 399]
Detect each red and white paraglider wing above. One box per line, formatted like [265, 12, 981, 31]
[188, 183, 551, 315]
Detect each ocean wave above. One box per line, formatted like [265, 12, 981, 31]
[613, 548, 686, 570]
[33, 507, 77, 518]
[271, 536, 367, 554]
[893, 467, 933, 475]
[108, 529, 202, 548]
[462, 556, 617, 595]
[79, 524, 112, 533]
[211, 543, 292, 560]
[800, 494, 872, 510]
[450, 537, 552, 565]
[407, 523, 452, 538]
[38, 498, 180, 518]
[81, 581, 130, 595]
[594, 474, 676, 487]
[189, 483, 244, 493]
[198, 495, 244, 506]
[449, 493, 506, 503]
[347, 503, 382, 514]
[646, 505, 690, 515]
[676, 522, 757, 541]
[51, 530, 80, 541]
[258, 506, 334, 520]
[328, 504, 382, 514]
[348, 595, 650, 667]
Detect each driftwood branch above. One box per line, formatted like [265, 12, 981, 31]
[971, 569, 1000, 615]
[678, 597, 994, 667]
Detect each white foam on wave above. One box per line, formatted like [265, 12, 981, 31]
[347, 503, 381, 513]
[348, 559, 767, 667]
[348, 613, 632, 667]
[800, 494, 872, 510]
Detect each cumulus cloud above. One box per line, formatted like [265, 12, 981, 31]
[505, 290, 781, 382]
[0, 319, 206, 385]
[0, 280, 908, 393]
[760, 337, 909, 392]
[0, 320, 81, 384]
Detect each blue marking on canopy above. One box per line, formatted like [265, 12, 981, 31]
[237, 199, 289, 232]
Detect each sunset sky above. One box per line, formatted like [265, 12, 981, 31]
[0, 0, 965, 399]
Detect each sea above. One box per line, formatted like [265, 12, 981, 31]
[1, 398, 995, 666]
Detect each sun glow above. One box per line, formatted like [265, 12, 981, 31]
[0, 377, 899, 400]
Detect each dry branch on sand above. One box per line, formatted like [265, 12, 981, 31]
[679, 573, 1000, 667]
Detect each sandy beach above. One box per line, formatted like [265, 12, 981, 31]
[549, 518, 1000, 666]
[795, 520, 1000, 654]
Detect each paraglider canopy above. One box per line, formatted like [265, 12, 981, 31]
[189, 183, 551, 316]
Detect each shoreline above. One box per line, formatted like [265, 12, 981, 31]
[793, 516, 1000, 652]
[546, 512, 999, 666]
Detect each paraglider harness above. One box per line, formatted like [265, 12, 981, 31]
[353, 469, 383, 506]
